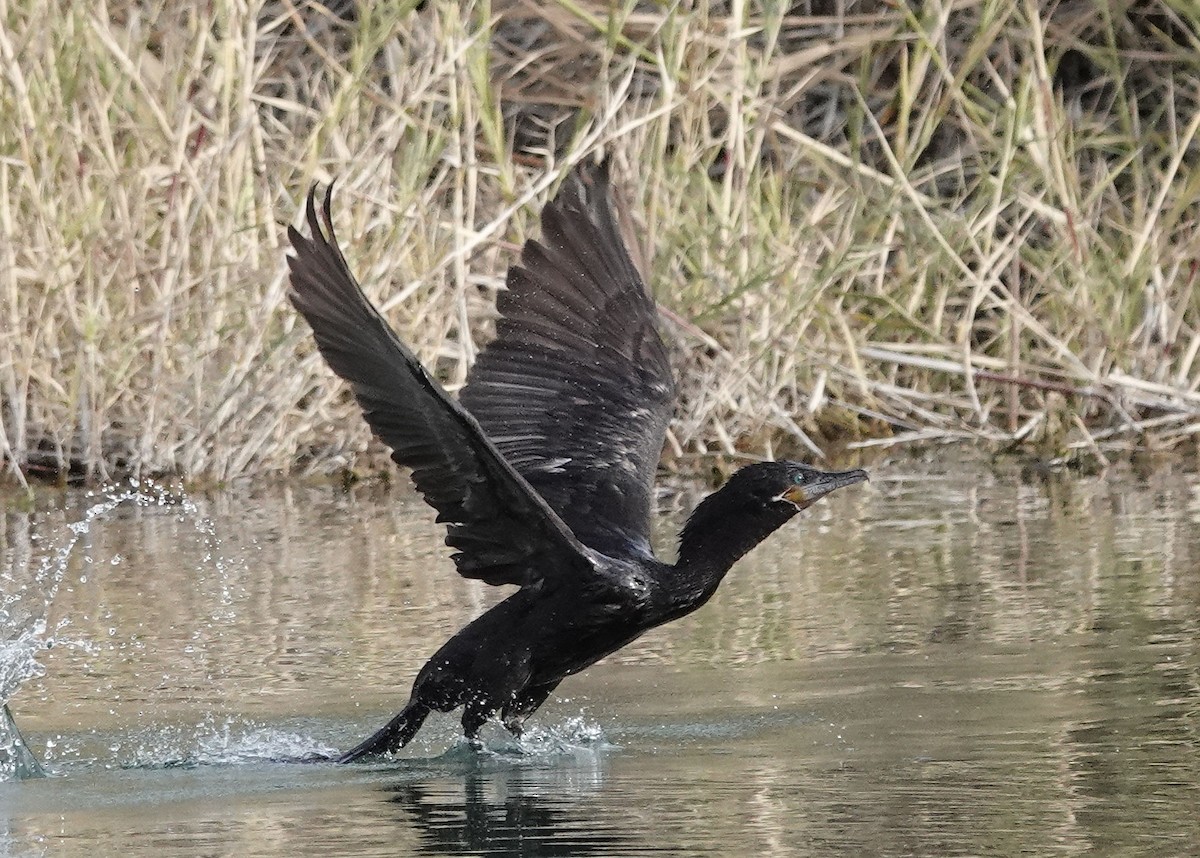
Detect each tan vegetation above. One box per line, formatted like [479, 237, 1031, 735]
[2, 0, 1199, 486]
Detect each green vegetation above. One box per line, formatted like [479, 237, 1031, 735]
[2, 1, 1198, 485]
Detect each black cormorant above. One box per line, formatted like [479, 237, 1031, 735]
[286, 159, 868, 762]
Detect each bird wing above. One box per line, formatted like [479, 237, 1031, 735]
[287, 187, 594, 588]
[459, 159, 676, 555]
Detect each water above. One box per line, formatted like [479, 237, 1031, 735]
[1, 458, 1198, 856]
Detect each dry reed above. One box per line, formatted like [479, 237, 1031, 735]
[2, 0, 1199, 486]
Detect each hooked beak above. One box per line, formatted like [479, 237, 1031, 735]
[782, 467, 869, 507]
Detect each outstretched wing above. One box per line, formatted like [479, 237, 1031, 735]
[287, 187, 593, 588]
[459, 160, 676, 556]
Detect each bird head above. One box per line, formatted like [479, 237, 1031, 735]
[675, 460, 870, 584]
[772, 462, 869, 511]
[724, 461, 869, 515]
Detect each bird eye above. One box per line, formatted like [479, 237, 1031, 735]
[792, 472, 807, 485]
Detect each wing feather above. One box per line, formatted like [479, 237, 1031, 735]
[460, 159, 676, 555]
[287, 187, 592, 588]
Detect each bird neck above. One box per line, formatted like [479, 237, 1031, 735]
[671, 486, 796, 604]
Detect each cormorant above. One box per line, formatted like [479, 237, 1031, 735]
[286, 159, 868, 762]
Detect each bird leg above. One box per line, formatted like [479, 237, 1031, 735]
[461, 704, 490, 748]
[499, 679, 562, 738]
[501, 715, 524, 738]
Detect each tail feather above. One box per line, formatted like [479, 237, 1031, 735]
[338, 701, 430, 763]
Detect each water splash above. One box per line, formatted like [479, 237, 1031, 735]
[509, 715, 613, 756]
[0, 702, 45, 779]
[111, 714, 339, 769]
[0, 481, 209, 780]
[417, 715, 615, 766]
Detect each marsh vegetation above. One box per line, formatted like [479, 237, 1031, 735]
[2, 1, 1199, 484]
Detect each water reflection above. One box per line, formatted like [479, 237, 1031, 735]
[1065, 609, 1200, 853]
[382, 756, 655, 857]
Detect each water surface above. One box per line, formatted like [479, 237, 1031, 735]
[1, 458, 1198, 856]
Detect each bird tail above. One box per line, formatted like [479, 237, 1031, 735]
[338, 701, 430, 763]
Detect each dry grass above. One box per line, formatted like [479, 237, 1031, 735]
[2, 0, 1199, 486]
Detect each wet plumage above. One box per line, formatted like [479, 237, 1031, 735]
[286, 159, 867, 761]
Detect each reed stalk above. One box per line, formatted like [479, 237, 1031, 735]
[2, 0, 1198, 484]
